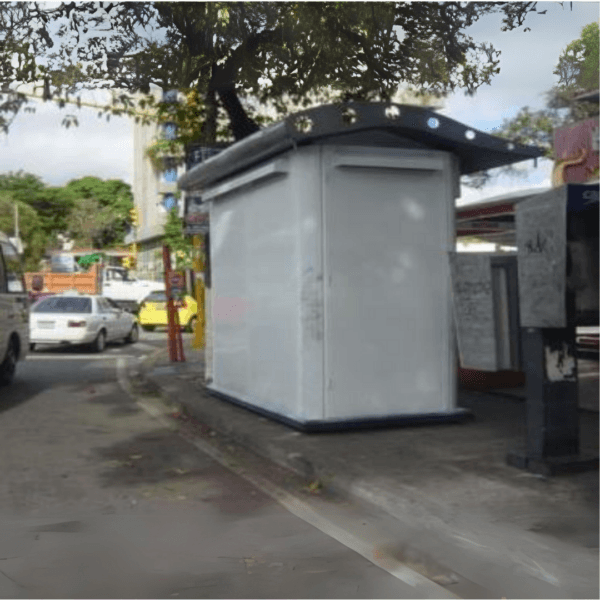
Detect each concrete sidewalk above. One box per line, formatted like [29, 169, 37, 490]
[132, 340, 599, 599]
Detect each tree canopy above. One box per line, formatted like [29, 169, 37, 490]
[1, 1, 548, 144]
[162, 207, 193, 271]
[553, 21, 599, 93]
[496, 20, 598, 159]
[0, 171, 134, 267]
[464, 19, 598, 188]
[0, 193, 46, 271]
[62, 176, 134, 246]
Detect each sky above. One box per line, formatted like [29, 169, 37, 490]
[0, 0, 598, 205]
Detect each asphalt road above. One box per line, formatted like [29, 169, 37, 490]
[0, 331, 429, 600]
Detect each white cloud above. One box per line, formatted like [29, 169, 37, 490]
[442, 2, 599, 133]
[456, 157, 554, 206]
[1, 97, 133, 186]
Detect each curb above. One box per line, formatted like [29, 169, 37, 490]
[136, 355, 599, 599]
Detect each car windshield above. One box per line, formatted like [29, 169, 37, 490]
[146, 292, 167, 302]
[107, 268, 135, 282]
[32, 297, 92, 314]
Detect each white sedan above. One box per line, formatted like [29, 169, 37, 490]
[29, 294, 139, 352]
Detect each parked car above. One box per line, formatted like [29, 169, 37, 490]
[29, 293, 139, 352]
[0, 232, 29, 385]
[138, 292, 198, 333]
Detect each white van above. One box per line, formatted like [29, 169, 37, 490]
[0, 232, 29, 386]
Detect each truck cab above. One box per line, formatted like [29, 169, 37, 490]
[101, 267, 165, 312]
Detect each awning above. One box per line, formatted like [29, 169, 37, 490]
[456, 188, 552, 247]
[179, 103, 544, 192]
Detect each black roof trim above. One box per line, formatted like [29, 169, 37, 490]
[179, 102, 544, 191]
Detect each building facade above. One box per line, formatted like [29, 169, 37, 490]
[131, 89, 184, 282]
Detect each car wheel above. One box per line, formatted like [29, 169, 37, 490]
[29, 343, 36, 352]
[92, 330, 106, 353]
[0, 339, 18, 386]
[187, 316, 198, 334]
[125, 323, 139, 344]
[141, 325, 156, 332]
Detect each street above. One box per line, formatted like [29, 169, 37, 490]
[0, 331, 441, 600]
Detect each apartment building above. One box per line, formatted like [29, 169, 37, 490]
[131, 89, 184, 282]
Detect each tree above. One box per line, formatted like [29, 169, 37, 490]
[554, 21, 599, 93]
[0, 193, 46, 270]
[64, 196, 118, 248]
[63, 176, 134, 247]
[464, 20, 599, 189]
[0, 171, 134, 250]
[0, 171, 76, 243]
[162, 207, 193, 271]
[0, 171, 45, 201]
[1, 2, 547, 146]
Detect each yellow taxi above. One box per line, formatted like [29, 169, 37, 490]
[138, 291, 198, 332]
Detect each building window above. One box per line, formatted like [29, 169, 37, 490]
[163, 168, 178, 183]
[162, 90, 178, 103]
[162, 194, 177, 211]
[163, 122, 177, 140]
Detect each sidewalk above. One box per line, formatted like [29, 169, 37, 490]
[132, 339, 599, 599]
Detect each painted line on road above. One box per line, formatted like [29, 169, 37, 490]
[26, 354, 137, 361]
[115, 358, 458, 600]
[129, 342, 155, 352]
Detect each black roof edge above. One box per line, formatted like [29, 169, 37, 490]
[179, 102, 544, 192]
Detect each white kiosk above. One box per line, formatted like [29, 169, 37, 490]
[179, 103, 542, 431]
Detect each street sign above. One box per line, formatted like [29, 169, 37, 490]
[168, 271, 186, 298]
[185, 212, 208, 224]
[184, 211, 209, 235]
[184, 225, 209, 236]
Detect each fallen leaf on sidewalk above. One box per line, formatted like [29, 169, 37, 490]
[172, 468, 190, 476]
[129, 454, 143, 460]
[432, 573, 460, 585]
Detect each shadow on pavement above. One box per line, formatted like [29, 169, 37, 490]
[0, 377, 49, 414]
[91, 428, 275, 516]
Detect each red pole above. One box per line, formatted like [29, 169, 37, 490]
[174, 303, 185, 362]
[163, 245, 177, 362]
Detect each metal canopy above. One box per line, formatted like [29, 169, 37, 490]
[456, 188, 552, 247]
[179, 102, 544, 192]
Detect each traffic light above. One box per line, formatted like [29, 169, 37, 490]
[122, 256, 131, 269]
[129, 208, 139, 229]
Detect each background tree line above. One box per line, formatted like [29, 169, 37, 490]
[0, 171, 134, 270]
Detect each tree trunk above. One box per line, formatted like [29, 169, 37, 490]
[216, 88, 260, 141]
[209, 61, 260, 141]
[201, 88, 218, 145]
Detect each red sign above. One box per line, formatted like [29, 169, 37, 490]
[168, 271, 186, 297]
[553, 118, 599, 186]
[185, 212, 208, 225]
